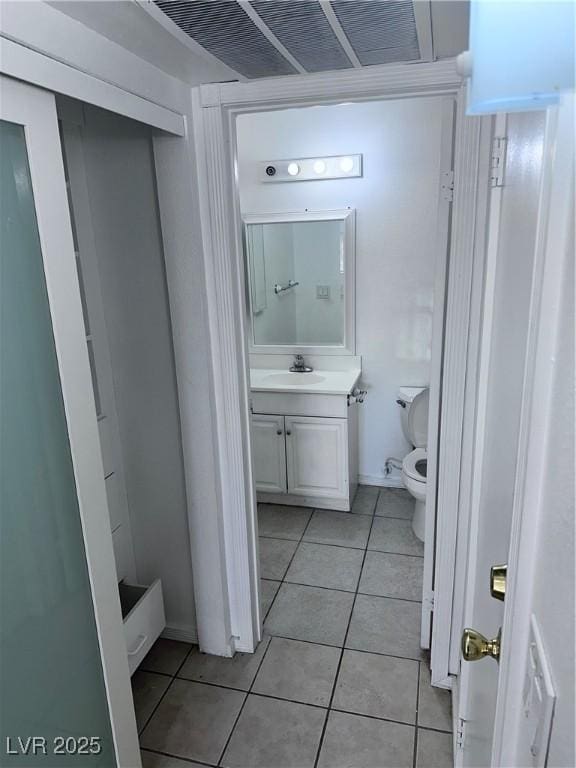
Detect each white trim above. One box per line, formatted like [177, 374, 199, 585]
[191, 61, 485, 658]
[358, 474, 405, 489]
[0, 0, 189, 114]
[192, 97, 261, 655]
[0, 75, 140, 767]
[493, 100, 572, 767]
[152, 95, 236, 657]
[319, 1, 362, 68]
[243, 209, 356, 356]
[0, 37, 185, 136]
[430, 87, 489, 687]
[448, 113, 502, 676]
[413, 0, 435, 62]
[421, 96, 456, 650]
[200, 58, 460, 108]
[238, 2, 306, 74]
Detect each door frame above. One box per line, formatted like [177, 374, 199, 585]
[191, 59, 486, 671]
[0, 75, 141, 767]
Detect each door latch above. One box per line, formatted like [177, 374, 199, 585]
[490, 564, 507, 601]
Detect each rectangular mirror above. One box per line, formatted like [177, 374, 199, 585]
[243, 210, 355, 354]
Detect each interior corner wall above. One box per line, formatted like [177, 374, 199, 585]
[79, 104, 195, 637]
[236, 98, 445, 482]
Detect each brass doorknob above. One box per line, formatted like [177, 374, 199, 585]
[461, 628, 501, 662]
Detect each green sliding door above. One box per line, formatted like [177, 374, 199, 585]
[0, 119, 115, 765]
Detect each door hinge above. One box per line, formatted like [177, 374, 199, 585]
[456, 717, 466, 750]
[490, 137, 507, 187]
[441, 169, 454, 201]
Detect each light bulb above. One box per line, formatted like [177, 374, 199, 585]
[339, 156, 354, 173]
[313, 159, 326, 175]
[287, 162, 300, 176]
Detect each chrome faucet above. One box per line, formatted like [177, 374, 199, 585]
[290, 354, 313, 373]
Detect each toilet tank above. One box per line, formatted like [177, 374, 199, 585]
[398, 387, 429, 448]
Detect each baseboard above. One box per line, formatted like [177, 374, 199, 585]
[257, 491, 350, 511]
[358, 473, 405, 489]
[161, 624, 198, 645]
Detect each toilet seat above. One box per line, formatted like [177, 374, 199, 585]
[402, 448, 427, 483]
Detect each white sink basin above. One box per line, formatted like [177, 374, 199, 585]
[264, 372, 326, 386]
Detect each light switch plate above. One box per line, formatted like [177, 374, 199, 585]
[521, 614, 556, 766]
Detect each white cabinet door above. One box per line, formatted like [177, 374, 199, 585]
[286, 416, 348, 499]
[251, 415, 287, 494]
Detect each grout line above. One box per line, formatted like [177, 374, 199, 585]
[329, 706, 417, 728]
[137, 642, 197, 736]
[141, 747, 216, 767]
[137, 668, 173, 679]
[356, 590, 423, 604]
[260, 533, 367, 552]
[216, 506, 316, 767]
[263, 630, 423, 661]
[313, 489, 381, 768]
[216, 633, 274, 766]
[366, 547, 424, 559]
[137, 673, 175, 737]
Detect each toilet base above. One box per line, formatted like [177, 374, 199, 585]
[412, 499, 425, 542]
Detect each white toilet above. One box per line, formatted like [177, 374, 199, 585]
[397, 386, 429, 542]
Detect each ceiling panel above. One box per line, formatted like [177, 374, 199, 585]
[251, 1, 352, 72]
[330, 0, 420, 65]
[154, 0, 297, 78]
[152, 0, 432, 79]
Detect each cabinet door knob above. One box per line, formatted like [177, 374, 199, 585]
[276, 429, 283, 436]
[286, 430, 291, 436]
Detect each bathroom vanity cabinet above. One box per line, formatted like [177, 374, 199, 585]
[250, 370, 361, 511]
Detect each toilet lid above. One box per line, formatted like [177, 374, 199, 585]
[407, 388, 429, 448]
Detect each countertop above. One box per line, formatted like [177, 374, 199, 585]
[250, 368, 361, 396]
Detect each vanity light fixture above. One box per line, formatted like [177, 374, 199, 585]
[339, 156, 355, 173]
[260, 154, 362, 183]
[313, 159, 327, 175]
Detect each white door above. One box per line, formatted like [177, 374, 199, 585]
[0, 75, 140, 767]
[457, 105, 565, 766]
[286, 416, 348, 499]
[251, 414, 287, 493]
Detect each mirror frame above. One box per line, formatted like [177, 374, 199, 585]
[243, 209, 356, 355]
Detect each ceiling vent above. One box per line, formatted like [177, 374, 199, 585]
[154, 0, 297, 78]
[330, 0, 420, 65]
[153, 0, 423, 79]
[251, 1, 352, 73]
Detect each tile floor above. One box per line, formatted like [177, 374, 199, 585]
[134, 486, 452, 768]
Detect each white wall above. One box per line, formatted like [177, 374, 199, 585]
[79, 105, 195, 637]
[237, 98, 445, 481]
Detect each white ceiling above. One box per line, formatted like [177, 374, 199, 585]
[50, 0, 469, 83]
